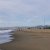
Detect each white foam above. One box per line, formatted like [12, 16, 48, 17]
[0, 30, 12, 33]
[0, 30, 14, 44]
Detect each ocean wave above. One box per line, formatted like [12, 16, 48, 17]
[0, 30, 13, 33]
[0, 30, 14, 44]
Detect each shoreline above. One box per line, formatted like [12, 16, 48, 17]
[0, 31, 15, 45]
[0, 29, 50, 50]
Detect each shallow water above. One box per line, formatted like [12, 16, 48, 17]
[0, 30, 14, 44]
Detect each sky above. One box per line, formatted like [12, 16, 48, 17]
[0, 0, 50, 27]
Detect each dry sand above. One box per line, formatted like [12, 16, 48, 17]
[0, 29, 50, 50]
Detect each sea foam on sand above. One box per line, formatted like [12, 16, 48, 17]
[0, 30, 14, 44]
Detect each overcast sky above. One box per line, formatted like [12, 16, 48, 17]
[0, 0, 50, 27]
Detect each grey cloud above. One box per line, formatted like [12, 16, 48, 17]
[0, 0, 50, 26]
[0, 0, 50, 17]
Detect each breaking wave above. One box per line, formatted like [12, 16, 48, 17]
[0, 30, 14, 44]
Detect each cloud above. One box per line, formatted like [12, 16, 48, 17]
[0, 0, 50, 16]
[0, 0, 50, 27]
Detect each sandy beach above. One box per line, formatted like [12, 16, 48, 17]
[0, 29, 50, 50]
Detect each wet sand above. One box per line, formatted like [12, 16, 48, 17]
[0, 29, 50, 50]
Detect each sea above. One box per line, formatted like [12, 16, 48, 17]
[0, 30, 14, 44]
